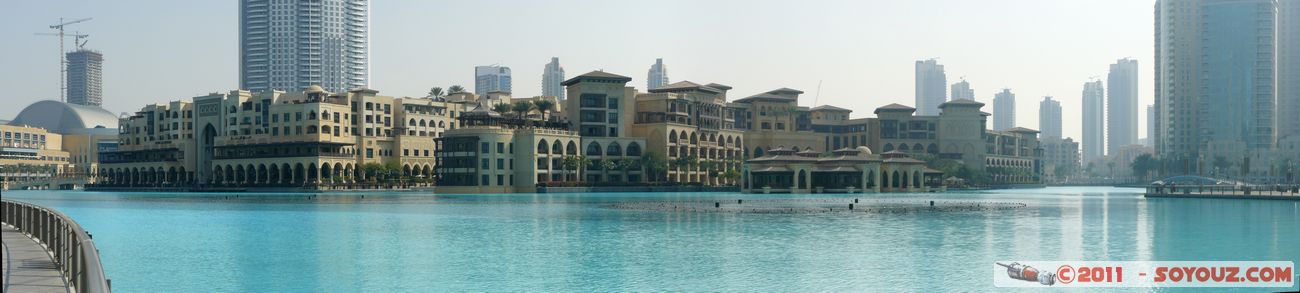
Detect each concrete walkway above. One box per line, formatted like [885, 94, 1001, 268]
[2, 225, 69, 293]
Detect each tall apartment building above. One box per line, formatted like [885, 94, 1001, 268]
[1039, 96, 1062, 139]
[1280, 0, 1300, 141]
[992, 89, 1016, 131]
[239, 0, 368, 93]
[475, 65, 512, 95]
[97, 86, 465, 187]
[1155, 0, 1277, 170]
[65, 49, 103, 106]
[1082, 80, 1105, 163]
[647, 58, 669, 90]
[1107, 58, 1138, 154]
[914, 59, 947, 115]
[1146, 104, 1155, 147]
[950, 79, 974, 101]
[541, 57, 565, 99]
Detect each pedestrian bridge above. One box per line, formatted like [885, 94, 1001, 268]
[1, 199, 111, 293]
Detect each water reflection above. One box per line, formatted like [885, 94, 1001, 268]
[1, 188, 1295, 291]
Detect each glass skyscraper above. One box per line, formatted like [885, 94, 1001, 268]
[475, 65, 512, 95]
[239, 0, 369, 93]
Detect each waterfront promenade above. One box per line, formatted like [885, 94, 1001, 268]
[1144, 185, 1300, 200]
[2, 225, 70, 293]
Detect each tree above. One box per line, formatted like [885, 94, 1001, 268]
[1107, 161, 1116, 178]
[533, 100, 556, 121]
[512, 101, 537, 119]
[641, 152, 668, 182]
[720, 168, 742, 185]
[1131, 154, 1157, 181]
[362, 162, 383, 182]
[1212, 156, 1232, 176]
[616, 158, 636, 181]
[491, 103, 513, 115]
[428, 87, 444, 98]
[448, 85, 466, 94]
[601, 159, 617, 173]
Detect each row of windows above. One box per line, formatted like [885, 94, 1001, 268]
[2, 132, 46, 141]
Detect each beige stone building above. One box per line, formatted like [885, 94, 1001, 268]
[97, 86, 466, 188]
[434, 106, 581, 193]
[632, 81, 745, 185]
[1, 125, 72, 182]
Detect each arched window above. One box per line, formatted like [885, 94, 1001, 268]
[754, 147, 765, 157]
[690, 132, 698, 144]
[438, 121, 445, 128]
[927, 143, 939, 154]
[913, 143, 924, 153]
[409, 119, 416, 126]
[537, 140, 549, 154]
[552, 140, 563, 154]
[321, 126, 331, 135]
[419, 120, 427, 127]
[586, 142, 602, 156]
[899, 144, 910, 152]
[883, 143, 894, 152]
[308, 111, 318, 120]
[567, 141, 578, 154]
[607, 142, 622, 156]
[626, 142, 642, 156]
[669, 130, 678, 143]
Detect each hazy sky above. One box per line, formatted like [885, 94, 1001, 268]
[1, 0, 1155, 141]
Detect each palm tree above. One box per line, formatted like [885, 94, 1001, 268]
[512, 101, 537, 119]
[428, 87, 444, 98]
[533, 100, 556, 121]
[448, 85, 466, 94]
[491, 103, 513, 116]
[641, 152, 668, 182]
[616, 158, 636, 182]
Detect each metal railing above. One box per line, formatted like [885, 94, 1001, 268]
[1146, 184, 1300, 197]
[2, 199, 111, 293]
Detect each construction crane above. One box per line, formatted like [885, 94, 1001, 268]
[39, 17, 92, 103]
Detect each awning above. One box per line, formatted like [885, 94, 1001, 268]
[750, 166, 792, 173]
[813, 166, 860, 172]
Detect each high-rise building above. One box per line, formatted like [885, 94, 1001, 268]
[1039, 96, 1062, 139]
[647, 58, 669, 90]
[1280, 0, 1300, 141]
[950, 79, 974, 101]
[66, 49, 103, 107]
[475, 65, 512, 95]
[542, 57, 565, 99]
[914, 59, 947, 115]
[239, 0, 368, 93]
[1155, 0, 1277, 168]
[1107, 58, 1138, 155]
[1146, 104, 1155, 147]
[992, 89, 1015, 131]
[1082, 80, 1104, 162]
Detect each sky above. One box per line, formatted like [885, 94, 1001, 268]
[0, 0, 1155, 141]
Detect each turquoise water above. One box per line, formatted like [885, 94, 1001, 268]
[3, 187, 1297, 291]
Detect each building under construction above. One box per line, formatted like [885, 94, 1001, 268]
[66, 49, 102, 107]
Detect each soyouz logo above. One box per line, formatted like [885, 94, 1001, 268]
[994, 261, 1295, 288]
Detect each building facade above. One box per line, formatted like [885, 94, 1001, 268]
[992, 88, 1015, 131]
[1107, 58, 1138, 155]
[541, 57, 565, 99]
[434, 107, 581, 193]
[1280, 0, 1300, 142]
[632, 81, 744, 185]
[1155, 0, 1277, 172]
[951, 79, 974, 101]
[66, 49, 103, 107]
[1082, 80, 1105, 163]
[743, 147, 939, 194]
[563, 71, 648, 183]
[1, 125, 72, 182]
[1041, 137, 1080, 183]
[239, 0, 368, 93]
[914, 59, 947, 116]
[647, 58, 669, 90]
[475, 65, 512, 95]
[1039, 96, 1062, 139]
[97, 86, 463, 188]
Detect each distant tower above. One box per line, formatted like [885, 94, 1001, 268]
[915, 59, 947, 115]
[239, 0, 369, 93]
[993, 89, 1016, 131]
[647, 58, 669, 90]
[1107, 58, 1138, 154]
[475, 65, 512, 95]
[66, 49, 103, 106]
[542, 57, 565, 99]
[1146, 104, 1155, 147]
[1039, 96, 1062, 139]
[950, 79, 974, 101]
[1082, 80, 1105, 162]
[1280, 0, 1300, 141]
